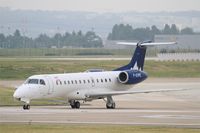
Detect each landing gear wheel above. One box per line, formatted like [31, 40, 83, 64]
[75, 101, 80, 109]
[106, 96, 116, 109]
[106, 102, 115, 109]
[70, 100, 80, 109]
[23, 104, 30, 110]
[70, 104, 76, 109]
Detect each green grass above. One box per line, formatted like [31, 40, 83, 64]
[0, 59, 121, 79]
[0, 124, 200, 133]
[0, 48, 158, 57]
[0, 87, 65, 106]
[0, 87, 16, 106]
[0, 59, 199, 80]
[145, 61, 200, 77]
[0, 48, 134, 57]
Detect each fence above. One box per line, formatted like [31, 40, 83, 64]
[157, 53, 200, 61]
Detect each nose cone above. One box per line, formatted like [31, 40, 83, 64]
[13, 89, 21, 99]
[13, 85, 26, 99]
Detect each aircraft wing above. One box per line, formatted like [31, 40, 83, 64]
[86, 88, 187, 98]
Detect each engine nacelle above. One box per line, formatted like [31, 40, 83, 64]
[118, 70, 148, 84]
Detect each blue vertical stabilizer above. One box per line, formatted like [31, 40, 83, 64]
[114, 45, 147, 71]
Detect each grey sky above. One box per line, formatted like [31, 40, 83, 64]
[1, 0, 200, 12]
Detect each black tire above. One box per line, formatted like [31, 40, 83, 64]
[70, 104, 76, 109]
[75, 101, 80, 109]
[106, 103, 111, 109]
[23, 104, 30, 110]
[23, 105, 26, 110]
[106, 103, 115, 109]
[111, 103, 116, 109]
[27, 105, 30, 110]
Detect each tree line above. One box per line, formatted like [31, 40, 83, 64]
[0, 30, 103, 48]
[0, 24, 198, 48]
[107, 24, 197, 41]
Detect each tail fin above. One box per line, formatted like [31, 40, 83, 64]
[114, 41, 177, 71]
[114, 45, 147, 71]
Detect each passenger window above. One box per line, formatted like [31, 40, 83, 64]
[64, 81, 66, 84]
[101, 79, 103, 83]
[83, 80, 86, 84]
[96, 79, 99, 83]
[79, 80, 81, 84]
[40, 79, 45, 85]
[88, 80, 90, 83]
[105, 79, 107, 82]
[71, 80, 73, 84]
[75, 80, 77, 84]
[109, 78, 111, 82]
[68, 81, 70, 84]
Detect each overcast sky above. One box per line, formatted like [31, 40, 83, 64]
[1, 0, 200, 12]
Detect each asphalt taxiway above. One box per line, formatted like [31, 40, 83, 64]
[0, 78, 200, 127]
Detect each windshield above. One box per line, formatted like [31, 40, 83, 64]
[26, 79, 39, 84]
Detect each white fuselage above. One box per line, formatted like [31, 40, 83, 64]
[13, 71, 134, 103]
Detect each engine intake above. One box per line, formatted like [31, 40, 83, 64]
[118, 70, 147, 84]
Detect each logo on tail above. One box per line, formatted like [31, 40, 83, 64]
[114, 44, 147, 71]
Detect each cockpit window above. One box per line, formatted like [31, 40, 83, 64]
[27, 79, 38, 84]
[40, 79, 46, 85]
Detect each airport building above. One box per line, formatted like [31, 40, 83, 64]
[155, 34, 200, 50]
[155, 35, 200, 61]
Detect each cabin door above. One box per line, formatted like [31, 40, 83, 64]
[45, 76, 54, 94]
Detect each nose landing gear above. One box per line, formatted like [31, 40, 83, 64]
[23, 104, 30, 110]
[19, 98, 30, 110]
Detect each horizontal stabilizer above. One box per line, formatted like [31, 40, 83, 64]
[117, 41, 177, 46]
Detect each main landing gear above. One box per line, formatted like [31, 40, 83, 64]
[69, 100, 80, 109]
[106, 96, 116, 109]
[23, 104, 30, 110]
[69, 96, 116, 109]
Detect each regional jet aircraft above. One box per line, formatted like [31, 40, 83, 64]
[13, 41, 177, 110]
